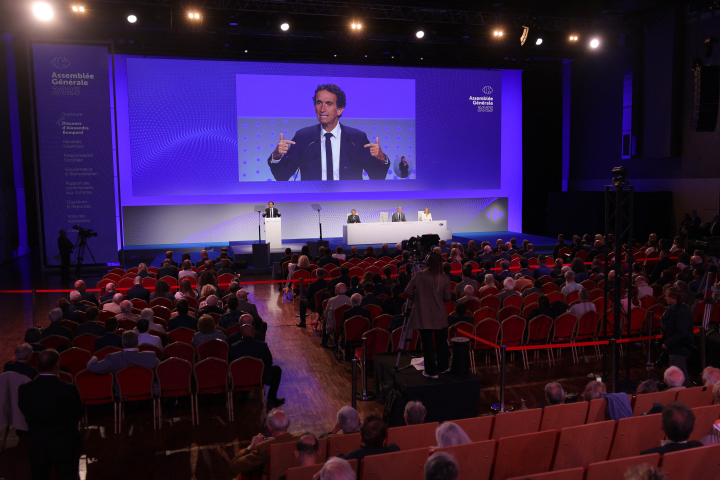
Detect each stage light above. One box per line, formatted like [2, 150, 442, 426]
[351, 22, 362, 30]
[536, 37, 543, 45]
[280, 22, 289, 31]
[569, 35, 579, 41]
[72, 6, 84, 12]
[416, 30, 425, 39]
[188, 12, 200, 19]
[127, 14, 137, 23]
[590, 38, 600, 48]
[32, 2, 54, 21]
[493, 30, 503, 37]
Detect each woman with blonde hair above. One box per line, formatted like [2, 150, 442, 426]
[136, 263, 151, 278]
[448, 248, 462, 264]
[420, 207, 432, 221]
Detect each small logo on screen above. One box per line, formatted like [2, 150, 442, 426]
[482, 86, 493, 94]
[50, 57, 71, 69]
[487, 208, 504, 222]
[439, 223, 444, 226]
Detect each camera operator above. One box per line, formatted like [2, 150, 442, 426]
[404, 252, 451, 379]
[58, 230, 74, 282]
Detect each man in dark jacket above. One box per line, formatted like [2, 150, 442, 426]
[157, 259, 179, 281]
[126, 277, 151, 304]
[42, 308, 74, 345]
[169, 298, 199, 331]
[298, 269, 328, 327]
[641, 402, 703, 455]
[229, 325, 284, 408]
[660, 286, 695, 388]
[93, 318, 124, 352]
[74, 280, 99, 307]
[552, 234, 569, 259]
[18, 349, 84, 480]
[649, 250, 676, 284]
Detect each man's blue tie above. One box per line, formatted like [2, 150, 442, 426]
[325, 132, 333, 181]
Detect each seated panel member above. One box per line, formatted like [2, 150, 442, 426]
[262, 201, 281, 218]
[347, 209, 361, 224]
[391, 206, 406, 223]
[267, 84, 390, 181]
[420, 207, 432, 222]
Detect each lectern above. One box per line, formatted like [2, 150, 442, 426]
[264, 217, 282, 248]
[252, 204, 270, 270]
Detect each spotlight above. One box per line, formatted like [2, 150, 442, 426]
[569, 35, 579, 41]
[590, 38, 600, 49]
[493, 30, 503, 37]
[32, 2, 54, 21]
[280, 22, 289, 31]
[612, 166, 628, 187]
[416, 30, 425, 39]
[72, 6, 84, 12]
[351, 22, 362, 30]
[127, 14, 137, 23]
[188, 12, 200, 19]
[536, 38, 543, 45]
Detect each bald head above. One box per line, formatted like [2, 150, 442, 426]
[74, 280, 86, 292]
[134, 276, 142, 285]
[267, 409, 290, 435]
[113, 293, 124, 304]
[207, 295, 218, 306]
[237, 290, 248, 301]
[120, 300, 132, 313]
[335, 283, 347, 295]
[240, 314, 254, 326]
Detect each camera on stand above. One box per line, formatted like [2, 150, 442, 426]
[73, 225, 98, 238]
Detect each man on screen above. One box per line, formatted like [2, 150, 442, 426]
[262, 201, 281, 218]
[268, 84, 390, 181]
[399, 156, 410, 179]
[392, 207, 406, 223]
[347, 209, 361, 224]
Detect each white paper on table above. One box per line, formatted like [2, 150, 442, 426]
[410, 357, 425, 371]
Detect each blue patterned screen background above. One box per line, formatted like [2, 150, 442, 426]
[125, 59, 501, 195]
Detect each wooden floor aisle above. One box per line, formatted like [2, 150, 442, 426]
[0, 264, 668, 480]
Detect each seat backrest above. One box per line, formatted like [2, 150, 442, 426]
[608, 414, 664, 460]
[72, 334, 98, 354]
[343, 316, 370, 343]
[326, 432, 361, 458]
[268, 439, 328, 480]
[586, 398, 608, 423]
[576, 311, 601, 338]
[372, 314, 393, 330]
[196, 339, 229, 362]
[139, 343, 163, 361]
[492, 408, 542, 440]
[540, 402, 589, 431]
[503, 295, 523, 309]
[526, 315, 553, 343]
[434, 440, 496, 480]
[492, 430, 557, 480]
[164, 342, 195, 364]
[480, 295, 501, 311]
[59, 347, 92, 377]
[552, 420, 616, 471]
[506, 468, 585, 480]
[689, 404, 720, 442]
[499, 316, 526, 347]
[391, 327, 419, 352]
[660, 443, 720, 480]
[361, 328, 390, 357]
[632, 390, 678, 416]
[169, 327, 195, 345]
[116, 365, 154, 398]
[585, 453, 660, 480]
[360, 447, 430, 480]
[95, 346, 122, 361]
[448, 416, 494, 442]
[156, 358, 192, 394]
[473, 307, 497, 325]
[386, 422, 440, 450]
[675, 386, 714, 409]
[74, 369, 113, 403]
[193, 358, 229, 391]
[498, 305, 521, 322]
[39, 334, 71, 350]
[229, 357, 264, 390]
[286, 457, 354, 480]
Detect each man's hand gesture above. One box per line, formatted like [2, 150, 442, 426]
[272, 133, 295, 160]
[364, 137, 385, 161]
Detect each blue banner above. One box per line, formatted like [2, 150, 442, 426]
[32, 43, 117, 266]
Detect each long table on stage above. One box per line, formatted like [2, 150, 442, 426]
[343, 220, 452, 245]
[373, 353, 481, 426]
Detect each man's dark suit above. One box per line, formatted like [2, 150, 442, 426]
[79, 290, 99, 307]
[534, 264, 552, 279]
[318, 256, 340, 268]
[94, 333, 123, 352]
[347, 214, 361, 223]
[523, 251, 539, 259]
[553, 241, 569, 259]
[126, 284, 151, 304]
[157, 265, 179, 280]
[263, 207, 280, 218]
[330, 275, 353, 290]
[650, 257, 676, 284]
[18, 375, 84, 480]
[196, 257, 209, 268]
[641, 441, 703, 456]
[41, 322, 74, 343]
[169, 314, 199, 332]
[494, 270, 514, 282]
[62, 309, 85, 324]
[373, 283, 391, 297]
[3, 361, 38, 380]
[100, 293, 114, 303]
[587, 247, 604, 262]
[77, 321, 106, 338]
[361, 294, 383, 308]
[267, 123, 389, 181]
[391, 211, 406, 222]
[228, 337, 281, 401]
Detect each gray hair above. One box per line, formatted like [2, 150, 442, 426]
[503, 277, 515, 290]
[425, 452, 459, 480]
[140, 308, 154, 320]
[15, 343, 32, 361]
[120, 300, 132, 313]
[564, 270, 576, 281]
[579, 288, 590, 301]
[624, 464, 668, 480]
[206, 295, 218, 306]
[702, 366, 720, 387]
[545, 382, 565, 405]
[268, 409, 290, 431]
[122, 330, 138, 348]
[113, 293, 124, 304]
[337, 406, 360, 433]
[351, 293, 362, 307]
[70, 290, 82, 303]
[320, 457, 356, 480]
[182, 259, 192, 270]
[435, 422, 471, 448]
[404, 401, 427, 425]
[484, 274, 494, 286]
[664, 366, 685, 387]
[463, 284, 474, 296]
[48, 307, 62, 323]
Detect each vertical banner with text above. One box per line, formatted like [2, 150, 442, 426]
[32, 43, 117, 266]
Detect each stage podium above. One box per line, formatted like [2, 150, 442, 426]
[264, 217, 282, 249]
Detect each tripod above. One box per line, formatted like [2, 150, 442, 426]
[74, 235, 103, 280]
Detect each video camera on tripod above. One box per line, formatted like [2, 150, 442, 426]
[73, 225, 98, 238]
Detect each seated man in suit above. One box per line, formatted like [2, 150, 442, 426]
[217, 259, 235, 277]
[198, 295, 224, 317]
[318, 248, 340, 268]
[454, 265, 479, 298]
[116, 300, 141, 322]
[443, 262, 462, 284]
[196, 250, 209, 268]
[341, 415, 400, 474]
[448, 302, 474, 327]
[164, 250, 178, 268]
[345, 275, 363, 298]
[322, 283, 352, 348]
[18, 349, 84, 480]
[100, 283, 116, 304]
[477, 245, 495, 263]
[391, 206, 406, 222]
[552, 234, 569, 259]
[93, 318, 123, 352]
[372, 274, 391, 297]
[522, 243, 539, 259]
[56, 298, 84, 325]
[516, 258, 534, 279]
[533, 256, 552, 279]
[320, 406, 361, 438]
[169, 298, 198, 331]
[157, 258, 179, 281]
[360, 283, 383, 308]
[68, 290, 89, 315]
[396, 251, 412, 270]
[126, 277, 151, 304]
[494, 261, 513, 283]
[228, 325, 284, 408]
[4, 343, 38, 379]
[347, 209, 361, 223]
[42, 308, 74, 344]
[641, 402, 703, 455]
[134, 318, 162, 349]
[77, 307, 106, 337]
[25, 327, 47, 353]
[74, 279, 99, 307]
[102, 293, 124, 314]
[237, 290, 265, 332]
[329, 266, 352, 291]
[298, 268, 328, 328]
[230, 409, 300, 476]
[87, 330, 159, 375]
[345, 246, 362, 261]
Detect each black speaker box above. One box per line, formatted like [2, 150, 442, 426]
[691, 65, 719, 132]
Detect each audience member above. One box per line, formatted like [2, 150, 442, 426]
[321, 406, 361, 438]
[18, 349, 84, 480]
[237, 290, 263, 328]
[494, 261, 513, 282]
[102, 293, 123, 314]
[126, 276, 151, 303]
[178, 260, 197, 279]
[568, 288, 596, 317]
[74, 279, 99, 306]
[198, 295, 223, 317]
[528, 295, 558, 321]
[169, 298, 199, 331]
[134, 318, 162, 349]
[277, 434, 321, 480]
[87, 331, 160, 374]
[323, 284, 352, 348]
[175, 278, 197, 300]
[641, 402, 703, 455]
[138, 307, 164, 333]
[77, 307, 105, 337]
[624, 464, 668, 480]
[454, 266, 479, 297]
[478, 274, 496, 294]
[534, 256, 552, 279]
[424, 452, 458, 480]
[68, 290, 89, 314]
[664, 366, 686, 391]
[116, 300, 140, 322]
[100, 283, 116, 303]
[299, 268, 327, 327]
[24, 327, 46, 352]
[537, 382, 565, 408]
[361, 283, 383, 307]
[342, 415, 399, 471]
[435, 422, 472, 448]
[229, 410, 300, 475]
[157, 258, 179, 281]
[42, 308, 73, 343]
[497, 278, 520, 303]
[150, 279, 175, 304]
[404, 401, 426, 425]
[229, 324, 284, 407]
[701, 366, 720, 386]
[191, 314, 227, 347]
[448, 302, 473, 327]
[318, 457, 356, 480]
[93, 318, 123, 352]
[3, 343, 38, 379]
[636, 277, 653, 299]
[636, 380, 660, 394]
[581, 380, 606, 401]
[561, 271, 583, 295]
